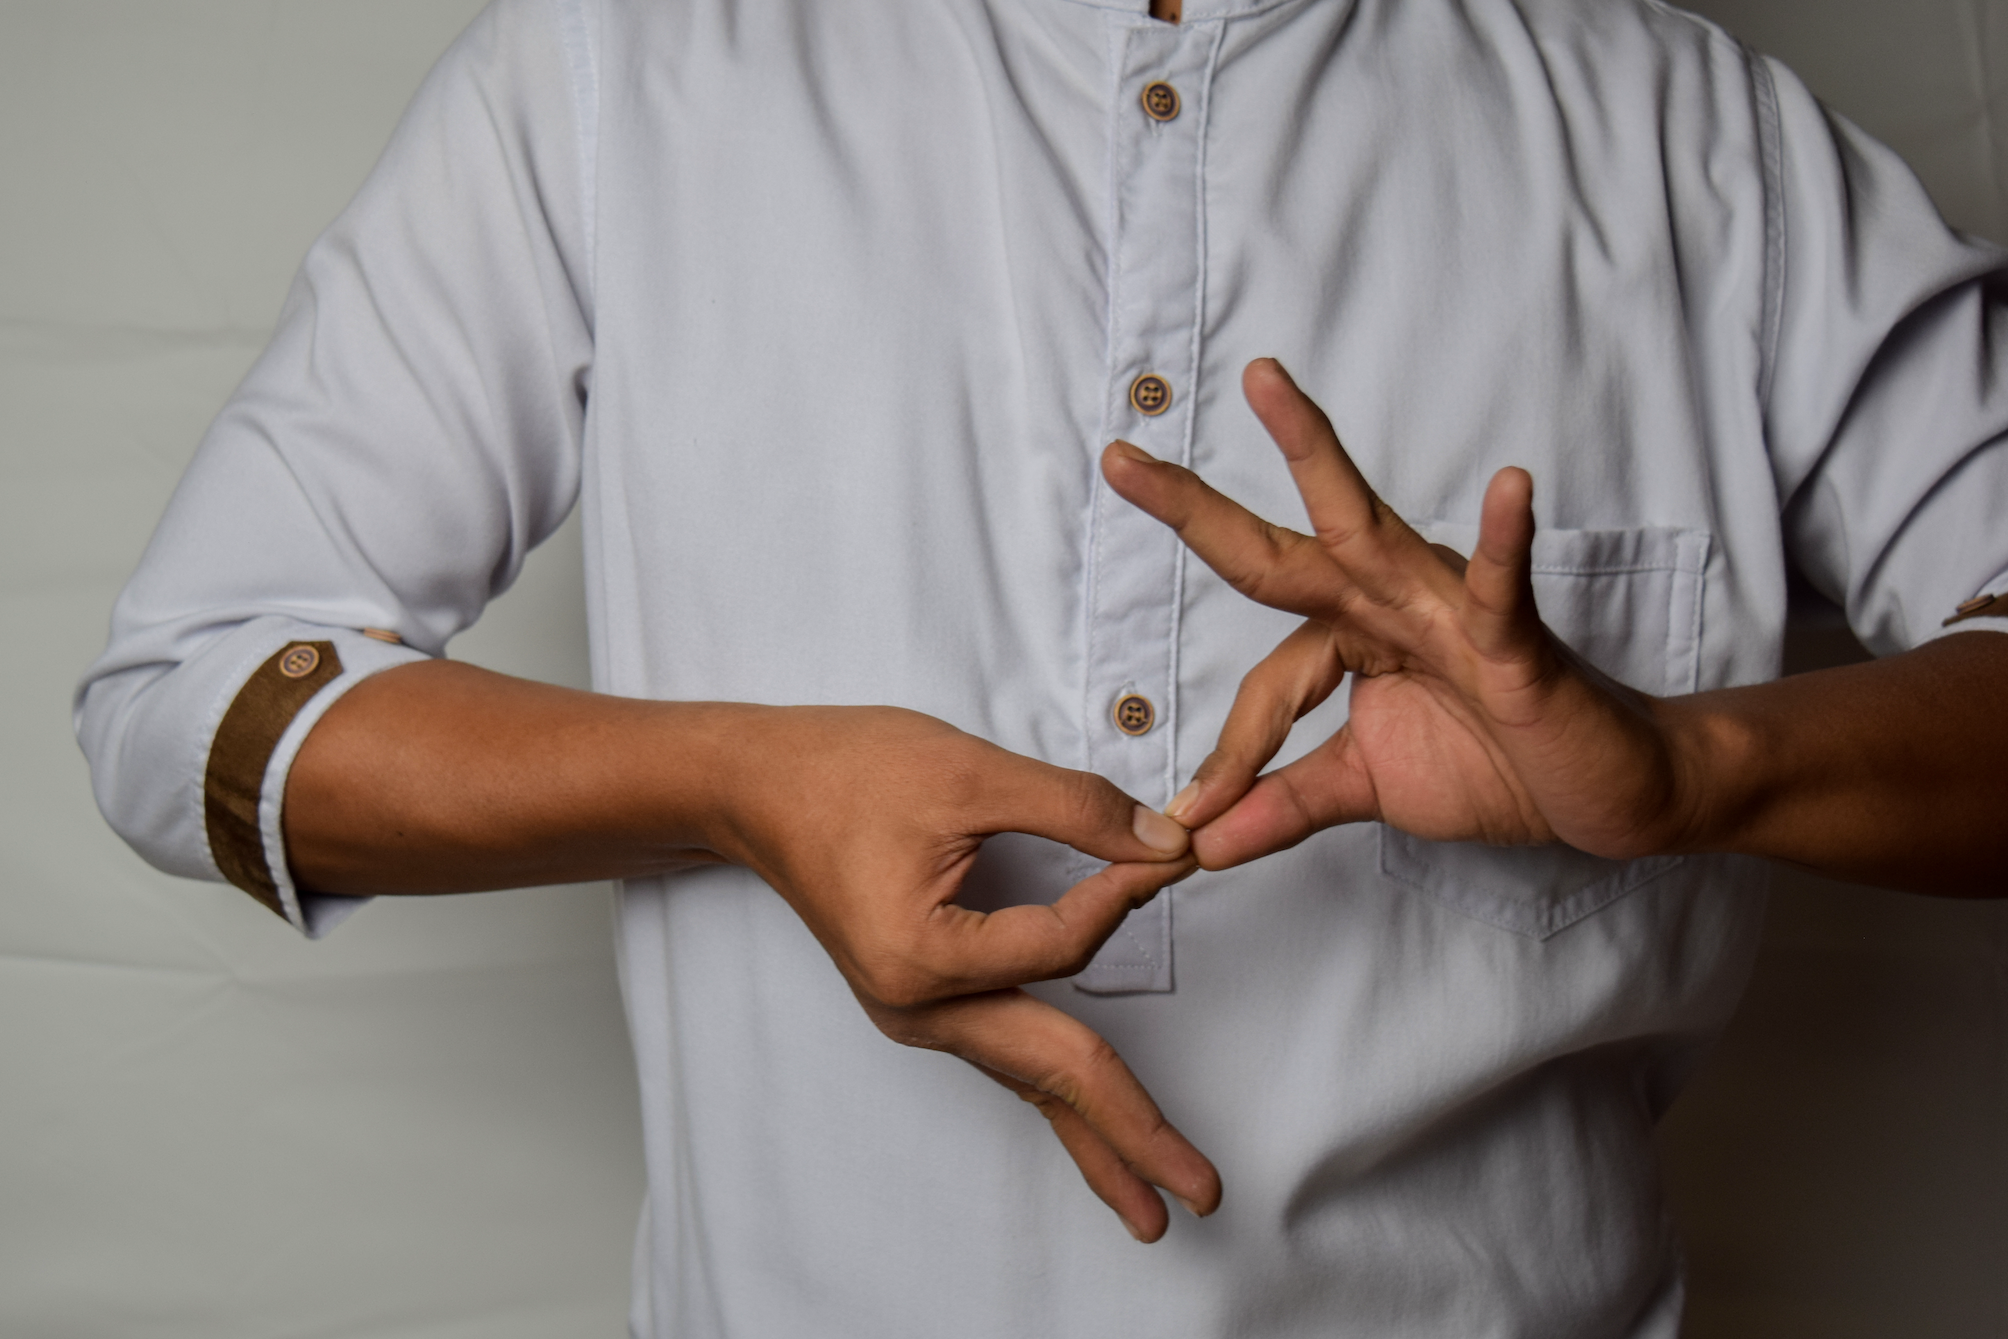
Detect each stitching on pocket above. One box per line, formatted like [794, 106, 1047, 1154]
[1379, 827, 1685, 939]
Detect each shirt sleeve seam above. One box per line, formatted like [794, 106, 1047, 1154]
[554, 0, 600, 323]
[1748, 48, 1787, 415]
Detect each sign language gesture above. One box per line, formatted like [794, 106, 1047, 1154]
[290, 675, 1220, 1242]
[1102, 358, 1698, 872]
[694, 706, 1221, 1241]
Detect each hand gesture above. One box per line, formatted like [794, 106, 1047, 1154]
[704, 706, 1218, 1240]
[1101, 358, 1697, 871]
[291, 669, 1218, 1242]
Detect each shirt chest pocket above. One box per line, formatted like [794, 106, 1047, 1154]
[1378, 524, 1711, 940]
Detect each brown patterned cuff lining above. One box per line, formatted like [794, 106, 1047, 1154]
[203, 641, 343, 919]
[1944, 593, 2008, 627]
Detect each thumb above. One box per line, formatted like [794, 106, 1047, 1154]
[1463, 467, 1540, 659]
[980, 754, 1191, 863]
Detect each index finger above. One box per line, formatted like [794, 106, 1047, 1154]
[920, 855, 1197, 995]
[1099, 440, 1354, 619]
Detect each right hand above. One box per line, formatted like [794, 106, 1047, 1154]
[291, 665, 1217, 1240]
[698, 705, 1219, 1242]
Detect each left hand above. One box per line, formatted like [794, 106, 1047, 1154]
[1101, 357, 1706, 870]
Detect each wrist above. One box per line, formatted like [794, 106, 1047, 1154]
[632, 701, 784, 864]
[1651, 689, 1770, 857]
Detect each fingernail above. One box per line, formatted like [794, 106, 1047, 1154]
[1163, 781, 1201, 824]
[1132, 805, 1190, 856]
[1108, 439, 1157, 464]
[1173, 1194, 1206, 1218]
[1122, 1215, 1150, 1243]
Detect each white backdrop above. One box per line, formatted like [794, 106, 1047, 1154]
[2, 2, 2003, 1336]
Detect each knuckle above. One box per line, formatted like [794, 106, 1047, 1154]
[1039, 1035, 1125, 1113]
[851, 987, 943, 1049]
[927, 753, 991, 815]
[1051, 934, 1101, 980]
[1077, 1034, 1124, 1081]
[854, 953, 942, 1012]
[1308, 520, 1356, 550]
[1190, 753, 1231, 787]
[876, 972, 939, 1012]
[868, 1009, 941, 1050]
[1060, 768, 1122, 833]
[1241, 527, 1319, 603]
[1016, 1088, 1070, 1124]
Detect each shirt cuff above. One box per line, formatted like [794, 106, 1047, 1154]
[1915, 571, 2008, 647]
[202, 620, 429, 937]
[1940, 590, 2008, 628]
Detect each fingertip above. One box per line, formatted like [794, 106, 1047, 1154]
[1165, 744, 1266, 833]
[1131, 804, 1190, 857]
[1485, 464, 1534, 510]
[1243, 356, 1291, 388]
[1162, 780, 1202, 826]
[1175, 1168, 1223, 1218]
[1155, 1140, 1222, 1218]
[1101, 441, 1172, 510]
[1121, 1204, 1168, 1243]
[1476, 466, 1537, 567]
[1189, 827, 1250, 872]
[1102, 441, 1159, 487]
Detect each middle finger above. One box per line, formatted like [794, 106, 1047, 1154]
[912, 988, 1221, 1223]
[1242, 358, 1461, 608]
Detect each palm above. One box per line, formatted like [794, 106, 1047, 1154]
[1342, 670, 1553, 846]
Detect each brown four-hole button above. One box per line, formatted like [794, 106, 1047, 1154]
[1141, 81, 1180, 123]
[1113, 693, 1156, 737]
[1129, 374, 1172, 416]
[278, 645, 321, 679]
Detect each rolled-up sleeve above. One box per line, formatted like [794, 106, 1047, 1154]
[1759, 55, 2008, 654]
[74, 0, 597, 935]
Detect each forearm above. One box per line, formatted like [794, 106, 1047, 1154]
[285, 659, 743, 895]
[1666, 631, 2008, 894]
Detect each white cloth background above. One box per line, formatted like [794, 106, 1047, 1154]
[1, 2, 2002, 1336]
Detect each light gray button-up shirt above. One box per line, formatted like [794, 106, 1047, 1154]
[77, 0, 2008, 1333]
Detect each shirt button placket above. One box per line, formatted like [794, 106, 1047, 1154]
[1077, 19, 1218, 995]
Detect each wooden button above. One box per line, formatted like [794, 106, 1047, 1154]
[1129, 374, 1172, 417]
[1113, 693, 1156, 737]
[278, 645, 321, 679]
[361, 627, 404, 645]
[1141, 81, 1180, 123]
[1944, 592, 2008, 627]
